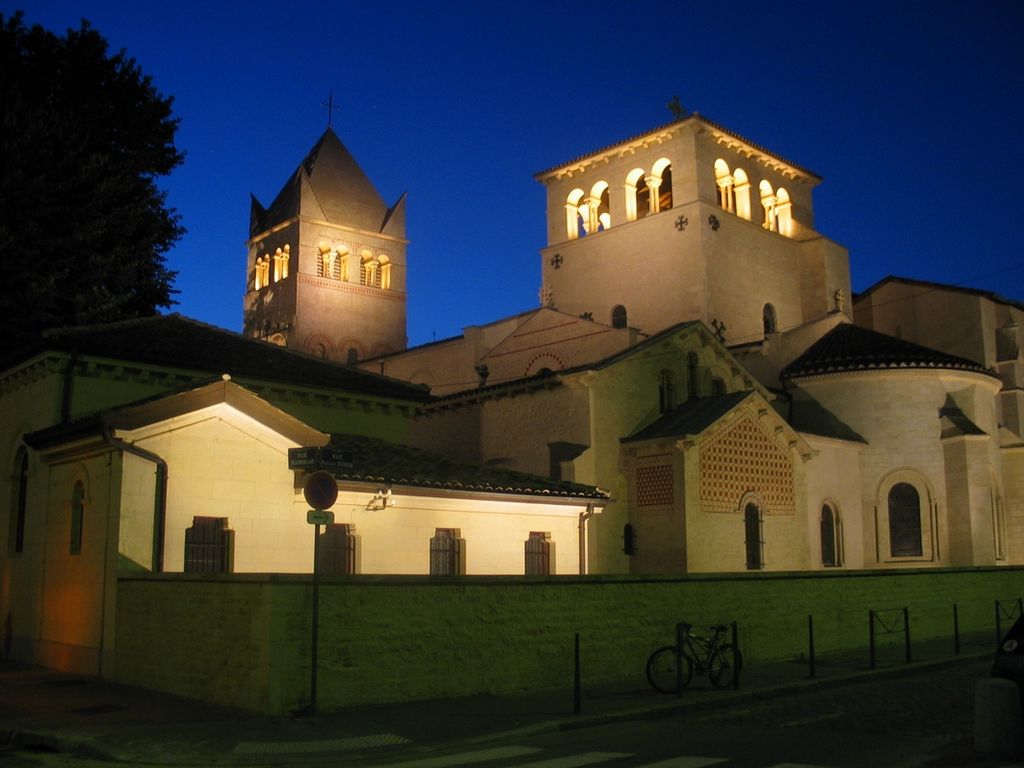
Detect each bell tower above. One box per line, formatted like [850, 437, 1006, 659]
[244, 128, 408, 362]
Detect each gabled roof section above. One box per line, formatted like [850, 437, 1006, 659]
[622, 391, 753, 443]
[427, 320, 769, 406]
[781, 323, 995, 380]
[4, 314, 430, 402]
[251, 128, 395, 236]
[534, 113, 820, 183]
[324, 433, 610, 501]
[854, 275, 1024, 313]
[25, 377, 330, 451]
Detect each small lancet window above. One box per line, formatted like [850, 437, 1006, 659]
[651, 159, 672, 213]
[10, 448, 28, 554]
[763, 303, 778, 335]
[566, 188, 586, 240]
[430, 528, 464, 576]
[687, 352, 699, 399]
[378, 256, 392, 290]
[70, 480, 84, 555]
[658, 370, 675, 413]
[625, 168, 646, 222]
[821, 504, 842, 567]
[320, 523, 356, 575]
[744, 503, 764, 570]
[611, 305, 628, 329]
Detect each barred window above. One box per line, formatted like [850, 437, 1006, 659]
[524, 532, 552, 575]
[9, 448, 28, 554]
[430, 528, 463, 576]
[319, 523, 356, 575]
[184, 516, 234, 573]
[820, 504, 842, 567]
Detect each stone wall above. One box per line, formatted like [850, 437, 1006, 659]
[115, 567, 1024, 714]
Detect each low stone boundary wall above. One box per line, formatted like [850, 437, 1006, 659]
[114, 567, 1024, 714]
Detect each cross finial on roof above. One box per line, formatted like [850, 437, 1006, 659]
[321, 89, 341, 129]
[667, 95, 686, 121]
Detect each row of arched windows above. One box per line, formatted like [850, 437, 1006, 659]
[714, 159, 793, 236]
[564, 159, 674, 240]
[253, 245, 291, 290]
[317, 245, 392, 290]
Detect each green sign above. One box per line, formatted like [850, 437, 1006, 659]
[320, 446, 354, 471]
[306, 508, 335, 526]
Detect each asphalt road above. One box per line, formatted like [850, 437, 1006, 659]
[2, 659, 1019, 768]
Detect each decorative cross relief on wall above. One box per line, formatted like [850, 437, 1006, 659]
[711, 318, 727, 342]
[675, 215, 688, 231]
[550, 253, 564, 269]
[707, 214, 720, 231]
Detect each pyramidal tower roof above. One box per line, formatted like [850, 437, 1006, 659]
[251, 128, 392, 236]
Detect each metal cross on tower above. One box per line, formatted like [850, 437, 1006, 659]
[321, 90, 341, 128]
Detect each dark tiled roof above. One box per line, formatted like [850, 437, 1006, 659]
[534, 113, 819, 180]
[621, 391, 753, 443]
[854, 275, 1024, 313]
[325, 434, 609, 501]
[4, 314, 430, 402]
[252, 128, 389, 235]
[781, 323, 994, 379]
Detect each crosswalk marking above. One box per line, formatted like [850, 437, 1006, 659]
[378, 745, 542, 767]
[509, 752, 632, 768]
[634, 758, 727, 767]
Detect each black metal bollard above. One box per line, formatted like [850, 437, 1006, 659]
[675, 622, 687, 698]
[808, 614, 816, 679]
[903, 607, 911, 664]
[869, 610, 876, 669]
[731, 621, 740, 691]
[953, 604, 960, 656]
[573, 632, 581, 714]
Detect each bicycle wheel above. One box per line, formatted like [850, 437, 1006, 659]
[645, 646, 694, 694]
[708, 643, 742, 688]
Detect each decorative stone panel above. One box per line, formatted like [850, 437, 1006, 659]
[637, 464, 673, 507]
[699, 415, 795, 514]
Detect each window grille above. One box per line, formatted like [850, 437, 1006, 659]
[430, 528, 463, 576]
[524, 532, 551, 575]
[184, 516, 234, 573]
[319, 523, 356, 575]
[11, 448, 27, 554]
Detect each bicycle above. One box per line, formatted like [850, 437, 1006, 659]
[646, 622, 742, 693]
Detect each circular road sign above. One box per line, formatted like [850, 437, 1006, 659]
[303, 470, 338, 510]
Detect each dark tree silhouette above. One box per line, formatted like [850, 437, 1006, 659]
[0, 12, 184, 341]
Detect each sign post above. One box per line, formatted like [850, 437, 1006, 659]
[302, 470, 338, 716]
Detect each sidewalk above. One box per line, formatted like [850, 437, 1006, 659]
[0, 632, 998, 766]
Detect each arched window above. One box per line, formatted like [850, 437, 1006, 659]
[714, 159, 734, 212]
[184, 516, 234, 573]
[524, 532, 552, 575]
[346, 347, 359, 365]
[763, 303, 778, 335]
[254, 257, 265, 290]
[9, 448, 28, 554]
[888, 482, 923, 557]
[658, 370, 675, 413]
[360, 252, 378, 287]
[759, 180, 777, 232]
[625, 168, 646, 222]
[733, 168, 751, 220]
[711, 377, 726, 396]
[590, 180, 611, 233]
[566, 188, 586, 240]
[70, 480, 84, 555]
[651, 158, 673, 213]
[687, 352, 698, 399]
[611, 305, 628, 329]
[378, 255, 391, 290]
[744, 503, 763, 570]
[338, 249, 350, 282]
[821, 504, 842, 567]
[319, 245, 335, 279]
[775, 188, 792, 236]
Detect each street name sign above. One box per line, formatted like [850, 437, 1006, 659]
[306, 509, 335, 526]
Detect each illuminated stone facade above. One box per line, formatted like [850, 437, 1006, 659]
[244, 129, 409, 362]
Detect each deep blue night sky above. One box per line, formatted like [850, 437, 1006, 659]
[11, 1, 1024, 346]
